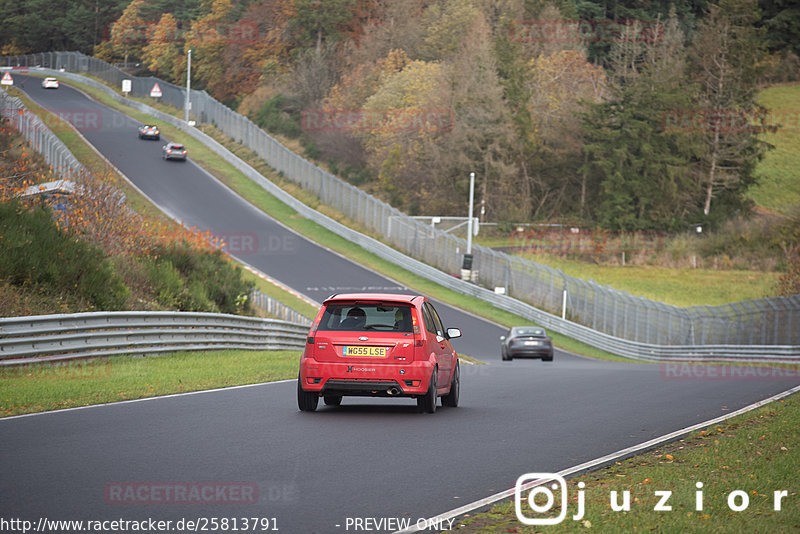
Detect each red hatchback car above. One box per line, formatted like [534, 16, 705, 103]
[297, 293, 462, 413]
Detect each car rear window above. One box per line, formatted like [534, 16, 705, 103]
[318, 303, 413, 332]
[515, 327, 545, 336]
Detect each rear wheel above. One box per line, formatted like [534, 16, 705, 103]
[297, 374, 319, 412]
[417, 369, 437, 414]
[441, 361, 460, 408]
[323, 395, 342, 406]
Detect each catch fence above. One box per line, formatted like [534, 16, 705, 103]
[3, 51, 798, 348]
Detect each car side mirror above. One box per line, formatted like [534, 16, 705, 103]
[500, 336, 506, 341]
[446, 328, 462, 340]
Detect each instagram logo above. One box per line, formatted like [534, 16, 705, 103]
[515, 473, 584, 525]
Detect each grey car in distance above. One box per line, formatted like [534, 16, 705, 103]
[501, 326, 554, 361]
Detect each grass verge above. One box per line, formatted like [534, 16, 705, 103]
[452, 390, 800, 533]
[751, 83, 800, 217]
[0, 350, 301, 417]
[503, 253, 777, 307]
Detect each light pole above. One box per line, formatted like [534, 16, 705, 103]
[467, 171, 475, 255]
[184, 49, 191, 123]
[461, 172, 476, 281]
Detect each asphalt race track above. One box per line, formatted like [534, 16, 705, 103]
[3, 76, 799, 533]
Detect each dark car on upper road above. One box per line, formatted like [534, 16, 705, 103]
[501, 326, 554, 361]
[138, 124, 160, 140]
[298, 293, 462, 413]
[162, 142, 187, 161]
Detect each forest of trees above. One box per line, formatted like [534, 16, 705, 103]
[1, 0, 798, 232]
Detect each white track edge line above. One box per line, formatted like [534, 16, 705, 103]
[0, 379, 296, 421]
[394, 383, 800, 534]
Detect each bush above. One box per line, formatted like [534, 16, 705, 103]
[0, 200, 129, 310]
[778, 253, 800, 295]
[253, 94, 304, 138]
[150, 241, 254, 314]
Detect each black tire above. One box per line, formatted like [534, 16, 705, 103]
[417, 369, 437, 414]
[297, 374, 318, 412]
[323, 395, 342, 406]
[501, 346, 511, 361]
[441, 361, 460, 408]
[544, 351, 554, 362]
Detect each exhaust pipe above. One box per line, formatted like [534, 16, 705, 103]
[387, 387, 401, 396]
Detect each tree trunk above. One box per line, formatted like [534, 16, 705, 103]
[580, 152, 588, 218]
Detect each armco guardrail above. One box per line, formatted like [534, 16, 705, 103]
[0, 312, 308, 366]
[251, 290, 311, 325]
[0, 88, 86, 180]
[3, 58, 798, 362]
[5, 51, 797, 348]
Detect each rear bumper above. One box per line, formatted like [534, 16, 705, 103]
[299, 359, 434, 397]
[508, 348, 553, 358]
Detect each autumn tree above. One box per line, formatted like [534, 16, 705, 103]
[141, 13, 182, 80]
[287, 0, 358, 52]
[435, 12, 520, 220]
[110, 0, 149, 65]
[360, 59, 449, 212]
[181, 0, 236, 101]
[342, 0, 426, 67]
[525, 48, 605, 219]
[308, 49, 410, 174]
[417, 0, 481, 61]
[689, 0, 772, 220]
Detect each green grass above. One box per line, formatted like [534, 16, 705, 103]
[751, 83, 800, 216]
[512, 254, 778, 307]
[0, 350, 300, 417]
[453, 390, 800, 533]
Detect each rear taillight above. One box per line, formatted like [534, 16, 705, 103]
[306, 312, 322, 346]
